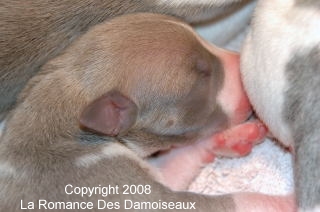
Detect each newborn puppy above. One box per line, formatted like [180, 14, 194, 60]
[0, 13, 268, 212]
[0, 0, 253, 119]
[241, 0, 320, 211]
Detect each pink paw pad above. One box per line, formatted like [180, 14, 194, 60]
[209, 121, 268, 157]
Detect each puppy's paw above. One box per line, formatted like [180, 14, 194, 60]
[148, 120, 267, 190]
[200, 120, 268, 158]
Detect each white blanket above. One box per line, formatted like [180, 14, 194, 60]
[189, 139, 293, 195]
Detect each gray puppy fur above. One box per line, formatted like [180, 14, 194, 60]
[285, 48, 320, 210]
[0, 0, 252, 119]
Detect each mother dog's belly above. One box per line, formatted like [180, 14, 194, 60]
[240, 0, 320, 148]
[241, 31, 293, 147]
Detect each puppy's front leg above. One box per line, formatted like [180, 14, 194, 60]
[150, 120, 267, 190]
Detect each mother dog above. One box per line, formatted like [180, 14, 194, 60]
[242, 0, 320, 211]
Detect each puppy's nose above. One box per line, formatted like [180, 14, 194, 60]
[216, 51, 252, 125]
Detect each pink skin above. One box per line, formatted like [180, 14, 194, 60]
[149, 48, 260, 190]
[149, 43, 295, 211]
[199, 38, 252, 125]
[150, 120, 296, 212]
[150, 120, 268, 190]
[210, 120, 267, 157]
[216, 51, 253, 125]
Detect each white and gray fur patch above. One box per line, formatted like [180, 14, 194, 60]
[75, 143, 140, 168]
[0, 161, 16, 177]
[242, 1, 320, 209]
[284, 47, 320, 211]
[75, 142, 162, 182]
[241, 0, 320, 147]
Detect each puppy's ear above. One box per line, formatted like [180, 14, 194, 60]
[79, 90, 138, 136]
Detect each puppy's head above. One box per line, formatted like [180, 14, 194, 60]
[76, 13, 251, 155]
